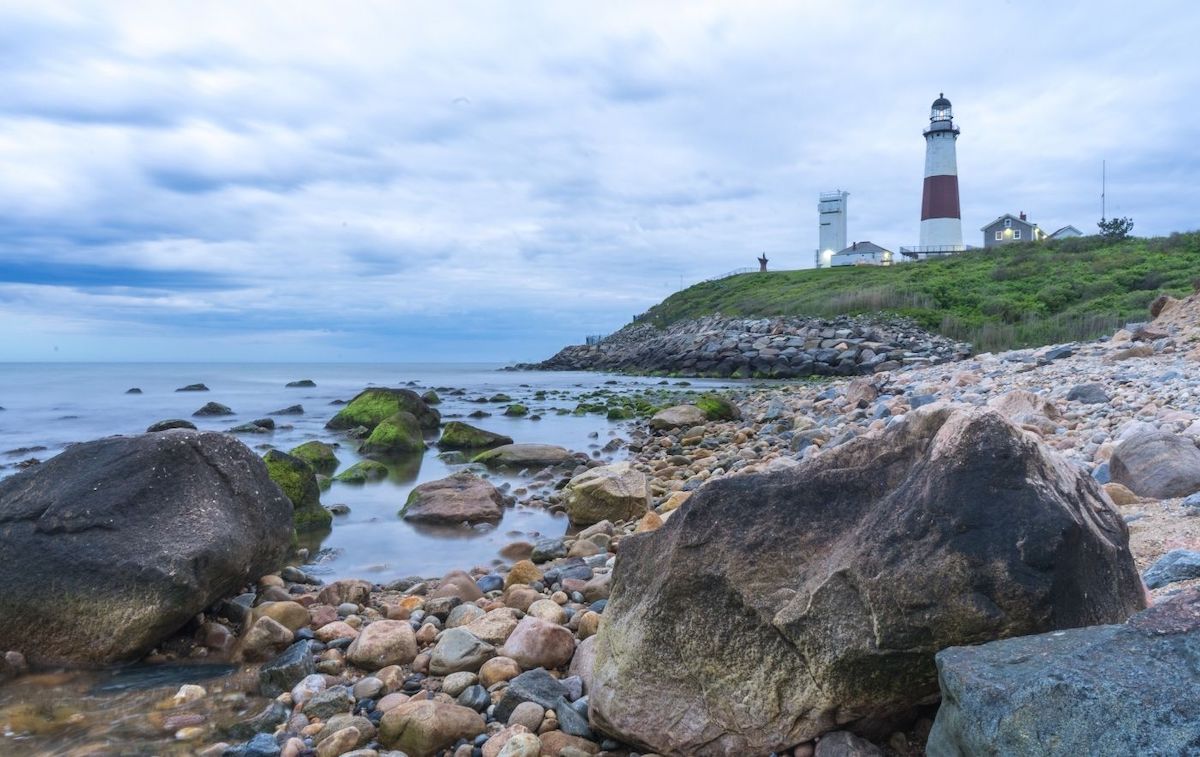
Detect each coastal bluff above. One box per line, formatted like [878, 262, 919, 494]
[524, 314, 970, 378]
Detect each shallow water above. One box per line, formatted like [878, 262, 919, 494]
[0, 362, 743, 581]
[0, 362, 746, 754]
[0, 663, 262, 756]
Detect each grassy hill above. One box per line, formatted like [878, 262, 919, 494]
[637, 232, 1200, 352]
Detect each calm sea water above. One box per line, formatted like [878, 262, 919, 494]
[0, 362, 732, 581]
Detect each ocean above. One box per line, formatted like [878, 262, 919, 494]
[0, 362, 733, 581]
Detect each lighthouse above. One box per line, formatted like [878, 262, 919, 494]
[919, 93, 963, 250]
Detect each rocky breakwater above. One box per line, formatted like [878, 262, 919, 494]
[0, 429, 293, 665]
[527, 314, 971, 378]
[588, 404, 1146, 756]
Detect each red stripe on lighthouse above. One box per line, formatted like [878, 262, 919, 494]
[921, 175, 960, 220]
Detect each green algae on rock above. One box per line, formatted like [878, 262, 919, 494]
[333, 459, 389, 485]
[436, 421, 512, 451]
[695, 393, 741, 421]
[263, 449, 332, 530]
[288, 440, 340, 475]
[360, 411, 426, 456]
[325, 388, 440, 432]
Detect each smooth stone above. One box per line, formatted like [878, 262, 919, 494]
[346, 621, 418, 669]
[429, 627, 495, 675]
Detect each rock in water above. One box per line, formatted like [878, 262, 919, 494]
[360, 411, 426, 456]
[192, 401, 234, 417]
[333, 459, 389, 484]
[401, 471, 507, 525]
[147, 419, 197, 433]
[288, 440, 340, 475]
[563, 462, 650, 526]
[436, 421, 513, 450]
[0, 430, 292, 664]
[262, 449, 331, 530]
[472, 444, 574, 467]
[325, 387, 440, 432]
[1109, 429, 1200, 499]
[589, 405, 1145, 756]
[926, 588, 1200, 756]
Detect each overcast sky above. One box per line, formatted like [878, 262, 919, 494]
[2, 1, 1197, 362]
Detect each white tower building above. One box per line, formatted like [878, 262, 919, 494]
[816, 190, 848, 268]
[919, 94, 963, 251]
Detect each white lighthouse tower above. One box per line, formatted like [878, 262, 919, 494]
[919, 93, 963, 251]
[815, 190, 848, 268]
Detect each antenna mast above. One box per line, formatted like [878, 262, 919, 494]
[1101, 160, 1106, 222]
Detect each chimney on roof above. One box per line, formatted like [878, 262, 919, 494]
[1019, 211, 1027, 221]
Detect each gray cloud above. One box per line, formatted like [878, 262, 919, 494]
[0, 1, 1197, 361]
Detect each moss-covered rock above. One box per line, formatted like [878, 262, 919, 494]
[263, 450, 331, 531]
[489, 393, 512, 403]
[421, 390, 441, 405]
[333, 460, 389, 485]
[360, 411, 426, 456]
[503, 404, 528, 417]
[696, 394, 741, 421]
[289, 440, 340, 475]
[436, 422, 513, 451]
[325, 388, 440, 432]
[607, 406, 633, 420]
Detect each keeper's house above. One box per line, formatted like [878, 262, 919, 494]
[982, 212, 1044, 248]
[829, 241, 894, 266]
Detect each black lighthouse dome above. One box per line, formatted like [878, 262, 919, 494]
[930, 92, 953, 123]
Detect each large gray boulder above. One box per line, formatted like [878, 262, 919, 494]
[0, 430, 292, 664]
[927, 588, 1200, 757]
[589, 405, 1145, 756]
[1109, 429, 1200, 499]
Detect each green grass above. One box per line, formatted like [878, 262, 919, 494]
[638, 233, 1200, 351]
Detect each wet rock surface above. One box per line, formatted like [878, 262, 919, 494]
[927, 588, 1200, 757]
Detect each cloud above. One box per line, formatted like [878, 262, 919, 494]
[0, 0, 1197, 361]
